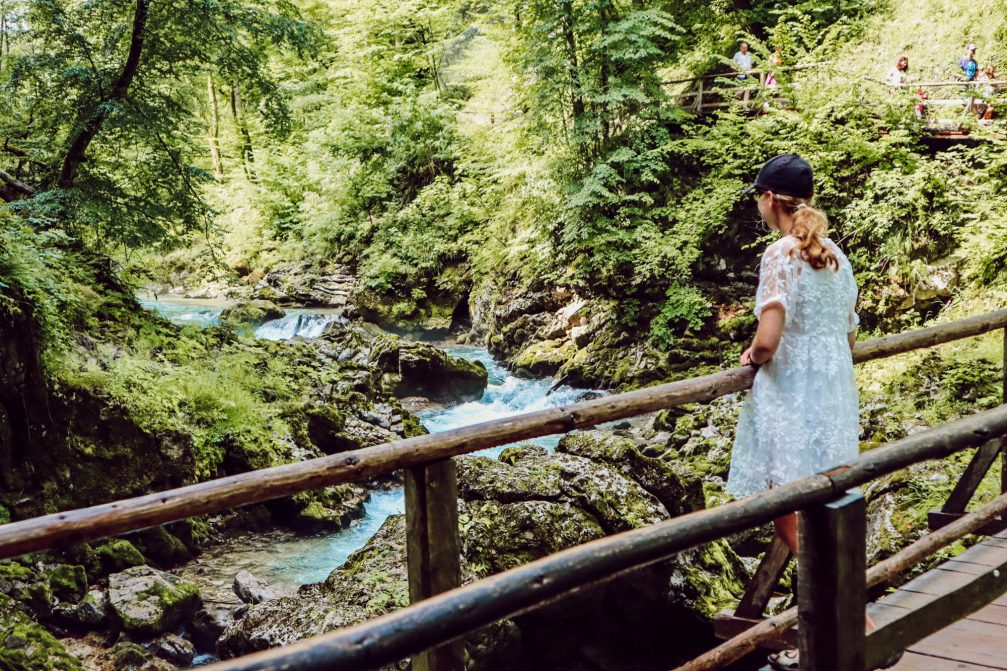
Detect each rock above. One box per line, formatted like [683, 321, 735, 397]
[132, 526, 193, 566]
[233, 570, 289, 605]
[0, 561, 54, 619]
[384, 339, 488, 402]
[46, 564, 88, 603]
[557, 430, 705, 518]
[108, 566, 201, 636]
[0, 593, 83, 670]
[219, 300, 286, 329]
[76, 589, 110, 627]
[112, 642, 148, 668]
[190, 606, 235, 650]
[94, 540, 147, 575]
[252, 263, 358, 309]
[152, 633, 195, 665]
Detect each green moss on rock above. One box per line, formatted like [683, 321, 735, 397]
[0, 594, 82, 671]
[45, 564, 87, 603]
[219, 300, 286, 329]
[94, 540, 146, 574]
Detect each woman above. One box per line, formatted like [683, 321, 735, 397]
[732, 154, 872, 670]
[886, 55, 909, 91]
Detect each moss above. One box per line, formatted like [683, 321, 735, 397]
[0, 594, 82, 671]
[45, 564, 87, 603]
[133, 526, 192, 566]
[0, 505, 10, 525]
[94, 540, 146, 574]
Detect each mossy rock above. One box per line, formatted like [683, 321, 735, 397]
[108, 566, 201, 636]
[557, 430, 705, 518]
[133, 526, 193, 567]
[219, 300, 286, 328]
[45, 564, 87, 603]
[390, 341, 488, 402]
[0, 594, 82, 671]
[0, 561, 53, 619]
[94, 540, 146, 575]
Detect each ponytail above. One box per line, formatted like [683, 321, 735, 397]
[773, 194, 837, 270]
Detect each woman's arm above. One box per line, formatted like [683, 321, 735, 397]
[741, 303, 785, 366]
[848, 329, 857, 352]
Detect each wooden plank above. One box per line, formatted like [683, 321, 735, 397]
[734, 537, 792, 618]
[405, 459, 464, 671]
[927, 511, 1007, 534]
[964, 602, 1007, 626]
[906, 618, 1007, 669]
[940, 438, 1004, 514]
[887, 650, 1001, 670]
[865, 552, 1007, 669]
[797, 492, 866, 671]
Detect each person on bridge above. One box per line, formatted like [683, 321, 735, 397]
[733, 154, 871, 669]
[959, 44, 979, 81]
[886, 55, 909, 89]
[733, 41, 754, 102]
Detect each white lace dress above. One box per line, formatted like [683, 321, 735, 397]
[727, 235, 860, 498]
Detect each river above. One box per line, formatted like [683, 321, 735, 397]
[142, 298, 593, 627]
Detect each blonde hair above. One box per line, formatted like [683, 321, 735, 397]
[772, 193, 838, 270]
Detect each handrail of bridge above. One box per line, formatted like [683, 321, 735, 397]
[4, 308, 1007, 671]
[1, 308, 1006, 561]
[196, 405, 1007, 671]
[661, 61, 830, 85]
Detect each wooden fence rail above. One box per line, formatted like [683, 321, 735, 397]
[3, 308, 1005, 561]
[195, 403, 1007, 671]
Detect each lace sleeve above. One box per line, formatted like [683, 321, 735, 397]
[755, 241, 794, 320]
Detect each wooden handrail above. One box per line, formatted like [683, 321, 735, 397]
[675, 489, 1007, 671]
[196, 403, 1007, 671]
[661, 61, 830, 85]
[1, 308, 1006, 561]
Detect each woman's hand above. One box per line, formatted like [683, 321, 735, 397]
[741, 346, 755, 366]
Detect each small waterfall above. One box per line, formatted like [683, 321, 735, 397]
[255, 311, 346, 341]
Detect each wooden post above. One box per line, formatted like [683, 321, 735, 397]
[1003, 327, 1007, 495]
[797, 491, 866, 671]
[405, 459, 464, 671]
[734, 536, 792, 618]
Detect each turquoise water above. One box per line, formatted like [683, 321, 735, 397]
[149, 299, 594, 589]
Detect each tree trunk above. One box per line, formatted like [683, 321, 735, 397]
[57, 0, 149, 189]
[230, 84, 257, 183]
[560, 1, 585, 124]
[207, 75, 223, 180]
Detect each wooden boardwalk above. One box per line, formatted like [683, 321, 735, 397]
[873, 532, 1007, 671]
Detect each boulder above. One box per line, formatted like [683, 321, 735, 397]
[219, 437, 745, 670]
[76, 589, 110, 628]
[108, 566, 201, 636]
[233, 571, 290, 605]
[152, 633, 195, 666]
[382, 339, 488, 402]
[219, 300, 286, 329]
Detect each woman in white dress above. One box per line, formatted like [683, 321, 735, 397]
[731, 154, 871, 669]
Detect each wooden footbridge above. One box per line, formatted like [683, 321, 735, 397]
[5, 311, 1007, 670]
[668, 64, 1007, 140]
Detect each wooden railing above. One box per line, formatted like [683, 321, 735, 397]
[4, 309, 1007, 670]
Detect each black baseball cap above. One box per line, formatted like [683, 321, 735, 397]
[741, 153, 814, 199]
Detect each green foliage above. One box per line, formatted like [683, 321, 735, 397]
[650, 284, 713, 346]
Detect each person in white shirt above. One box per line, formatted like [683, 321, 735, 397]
[733, 42, 754, 101]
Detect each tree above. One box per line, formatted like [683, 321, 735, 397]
[0, 0, 319, 248]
